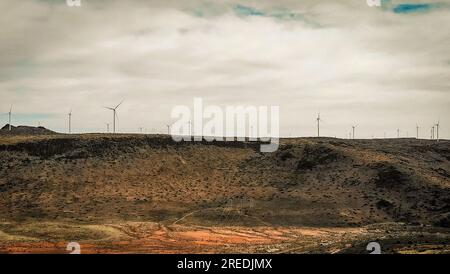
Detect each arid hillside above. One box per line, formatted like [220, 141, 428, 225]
[0, 134, 449, 228]
[0, 125, 56, 136]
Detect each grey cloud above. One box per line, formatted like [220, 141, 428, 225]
[0, 0, 449, 138]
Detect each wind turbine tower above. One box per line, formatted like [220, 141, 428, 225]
[436, 121, 440, 141]
[105, 101, 123, 134]
[416, 124, 419, 139]
[351, 125, 357, 140]
[68, 109, 72, 134]
[316, 113, 321, 137]
[8, 105, 12, 131]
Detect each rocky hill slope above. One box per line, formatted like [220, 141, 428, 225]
[0, 125, 56, 136]
[0, 134, 449, 228]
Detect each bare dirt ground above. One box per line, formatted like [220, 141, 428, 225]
[1, 221, 448, 254]
[0, 132, 449, 253]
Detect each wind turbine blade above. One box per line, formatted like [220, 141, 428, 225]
[105, 107, 114, 110]
[115, 100, 124, 109]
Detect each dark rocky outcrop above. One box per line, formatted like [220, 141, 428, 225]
[371, 162, 409, 188]
[296, 144, 342, 170]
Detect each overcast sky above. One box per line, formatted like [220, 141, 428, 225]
[1, 0, 449, 138]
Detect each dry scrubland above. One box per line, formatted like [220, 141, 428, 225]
[0, 132, 449, 253]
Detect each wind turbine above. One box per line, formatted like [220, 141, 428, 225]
[68, 109, 72, 134]
[166, 124, 170, 135]
[416, 124, 419, 139]
[316, 113, 321, 137]
[435, 120, 440, 141]
[397, 128, 400, 138]
[351, 125, 358, 140]
[106, 123, 110, 133]
[105, 101, 123, 134]
[8, 105, 12, 131]
[431, 125, 435, 140]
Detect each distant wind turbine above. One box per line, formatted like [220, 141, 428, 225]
[105, 101, 123, 134]
[166, 124, 170, 135]
[316, 113, 321, 137]
[68, 109, 72, 134]
[416, 124, 419, 139]
[8, 105, 12, 131]
[351, 125, 358, 140]
[435, 120, 440, 142]
[106, 123, 110, 133]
